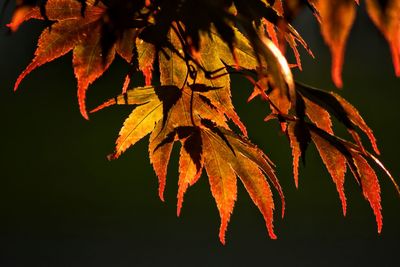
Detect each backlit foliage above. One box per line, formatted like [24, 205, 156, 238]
[6, 0, 400, 244]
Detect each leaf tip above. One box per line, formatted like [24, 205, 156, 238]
[158, 181, 166, 202]
[90, 98, 117, 113]
[107, 152, 118, 161]
[267, 223, 277, 240]
[331, 47, 344, 88]
[176, 204, 182, 217]
[219, 225, 227, 245]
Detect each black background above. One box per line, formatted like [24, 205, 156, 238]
[1, 4, 399, 266]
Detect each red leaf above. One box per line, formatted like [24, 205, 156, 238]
[351, 152, 382, 233]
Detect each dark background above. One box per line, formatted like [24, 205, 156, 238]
[1, 4, 399, 267]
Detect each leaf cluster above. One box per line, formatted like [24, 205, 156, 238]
[5, 0, 400, 243]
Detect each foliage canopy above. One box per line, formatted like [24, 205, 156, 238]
[5, 0, 400, 243]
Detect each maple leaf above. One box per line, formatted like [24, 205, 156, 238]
[150, 119, 284, 244]
[310, 129, 347, 215]
[284, 120, 398, 232]
[8, 0, 400, 244]
[11, 0, 138, 119]
[365, 0, 400, 77]
[308, 124, 400, 232]
[275, 78, 400, 231]
[92, 80, 285, 244]
[296, 82, 379, 154]
[312, 0, 357, 88]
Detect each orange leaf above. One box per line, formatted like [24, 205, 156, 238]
[12, 0, 133, 119]
[116, 29, 137, 63]
[149, 122, 175, 201]
[366, 0, 400, 76]
[332, 92, 379, 154]
[351, 152, 382, 233]
[314, 0, 357, 88]
[287, 121, 311, 188]
[177, 134, 203, 216]
[287, 122, 301, 188]
[201, 128, 237, 245]
[311, 131, 347, 215]
[14, 17, 102, 92]
[73, 30, 116, 119]
[137, 38, 156, 86]
[303, 96, 333, 134]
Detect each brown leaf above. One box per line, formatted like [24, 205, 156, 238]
[116, 29, 137, 63]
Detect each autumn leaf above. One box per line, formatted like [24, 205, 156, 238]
[303, 96, 333, 134]
[93, 81, 284, 243]
[287, 121, 311, 187]
[12, 0, 137, 119]
[151, 119, 284, 244]
[296, 82, 379, 154]
[137, 38, 156, 86]
[351, 151, 382, 232]
[310, 130, 347, 215]
[9, 0, 400, 244]
[365, 0, 400, 76]
[177, 128, 203, 216]
[285, 120, 400, 232]
[313, 0, 357, 88]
